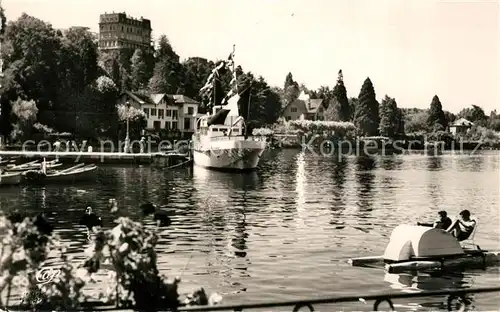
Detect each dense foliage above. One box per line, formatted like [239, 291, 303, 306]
[427, 95, 447, 131]
[331, 70, 350, 121]
[0, 213, 220, 310]
[353, 78, 379, 136]
[0, 9, 282, 142]
[378, 95, 404, 138]
[0, 4, 498, 146]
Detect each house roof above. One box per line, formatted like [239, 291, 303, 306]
[169, 94, 199, 104]
[123, 91, 154, 106]
[150, 93, 166, 105]
[306, 99, 324, 113]
[282, 97, 325, 114]
[450, 118, 474, 127]
[298, 90, 310, 101]
[121, 91, 200, 106]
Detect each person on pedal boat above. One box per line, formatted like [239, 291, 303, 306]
[417, 210, 452, 230]
[445, 209, 476, 241]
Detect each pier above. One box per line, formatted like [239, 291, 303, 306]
[0, 150, 190, 165]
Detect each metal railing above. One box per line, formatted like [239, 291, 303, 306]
[178, 286, 500, 312]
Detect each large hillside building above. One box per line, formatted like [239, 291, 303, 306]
[98, 12, 152, 51]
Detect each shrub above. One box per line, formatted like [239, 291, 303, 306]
[0, 214, 221, 311]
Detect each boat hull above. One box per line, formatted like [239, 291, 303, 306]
[192, 137, 266, 171]
[348, 250, 500, 273]
[0, 172, 22, 185]
[23, 166, 97, 184]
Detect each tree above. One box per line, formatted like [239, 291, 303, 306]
[488, 110, 500, 131]
[130, 49, 150, 91]
[348, 97, 358, 121]
[149, 59, 170, 93]
[427, 95, 446, 131]
[10, 98, 38, 141]
[315, 86, 333, 105]
[332, 70, 350, 121]
[394, 108, 405, 136]
[353, 77, 379, 136]
[0, 3, 6, 38]
[1, 14, 62, 120]
[458, 105, 487, 123]
[149, 35, 184, 93]
[181, 57, 215, 102]
[244, 75, 282, 129]
[99, 52, 121, 86]
[490, 109, 497, 119]
[378, 95, 399, 138]
[444, 111, 456, 125]
[60, 27, 99, 88]
[282, 72, 299, 105]
[284, 72, 294, 90]
[323, 98, 341, 121]
[404, 110, 428, 133]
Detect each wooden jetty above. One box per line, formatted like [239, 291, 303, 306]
[0, 151, 189, 165]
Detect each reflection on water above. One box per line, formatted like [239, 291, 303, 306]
[355, 156, 376, 215]
[0, 151, 499, 309]
[427, 156, 443, 171]
[385, 271, 472, 292]
[384, 270, 481, 310]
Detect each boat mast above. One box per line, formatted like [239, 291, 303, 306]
[232, 44, 237, 93]
[212, 70, 216, 113]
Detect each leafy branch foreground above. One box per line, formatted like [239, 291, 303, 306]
[0, 215, 220, 311]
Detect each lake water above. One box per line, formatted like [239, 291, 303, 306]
[1, 150, 499, 311]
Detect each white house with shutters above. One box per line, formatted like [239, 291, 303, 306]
[117, 91, 202, 135]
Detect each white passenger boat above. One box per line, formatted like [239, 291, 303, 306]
[348, 224, 500, 273]
[192, 45, 266, 171]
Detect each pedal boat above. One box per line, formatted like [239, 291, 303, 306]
[348, 225, 500, 273]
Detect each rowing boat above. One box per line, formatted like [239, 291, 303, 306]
[23, 164, 97, 184]
[5, 159, 62, 172]
[45, 164, 97, 183]
[348, 224, 500, 273]
[0, 171, 22, 186]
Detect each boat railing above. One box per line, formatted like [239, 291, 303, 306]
[175, 286, 500, 312]
[208, 135, 265, 142]
[227, 116, 246, 138]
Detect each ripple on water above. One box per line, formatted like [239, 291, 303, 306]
[0, 150, 498, 309]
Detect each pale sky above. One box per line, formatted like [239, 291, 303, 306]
[3, 0, 499, 113]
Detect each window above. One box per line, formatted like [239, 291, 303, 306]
[153, 121, 161, 131]
[172, 110, 178, 119]
[172, 121, 178, 129]
[166, 110, 172, 117]
[184, 118, 191, 130]
[158, 109, 164, 119]
[187, 107, 194, 115]
[151, 108, 157, 116]
[291, 107, 298, 112]
[165, 121, 170, 129]
[285, 116, 291, 121]
[143, 108, 149, 118]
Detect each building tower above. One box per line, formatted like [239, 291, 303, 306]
[98, 12, 152, 51]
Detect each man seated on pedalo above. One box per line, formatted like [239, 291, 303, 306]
[445, 209, 476, 241]
[417, 210, 452, 230]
